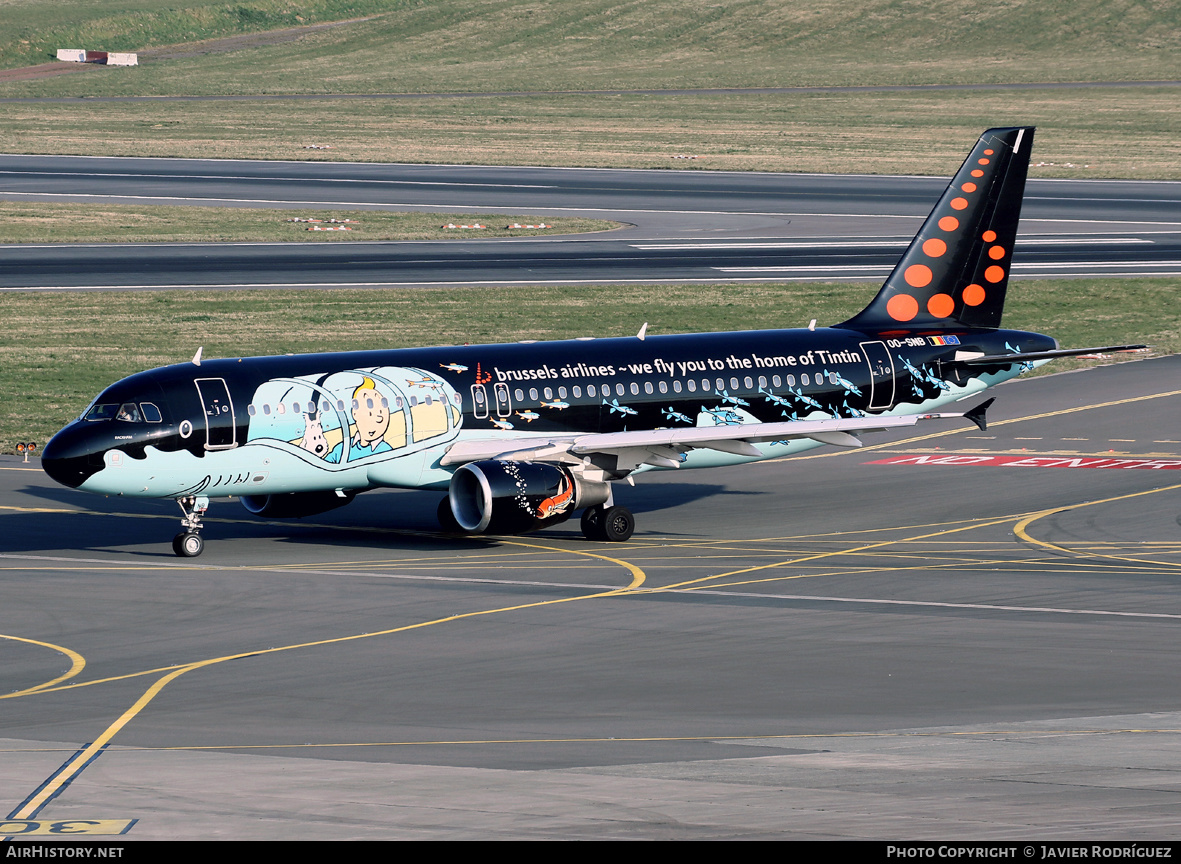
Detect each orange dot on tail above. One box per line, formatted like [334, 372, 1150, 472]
[938, 216, 959, 231]
[887, 294, 919, 321]
[978, 158, 990, 165]
[971, 169, 984, 178]
[927, 293, 954, 318]
[922, 238, 947, 257]
[950, 197, 968, 210]
[983, 149, 994, 155]
[985, 265, 1005, 283]
[982, 230, 997, 242]
[961, 182, 977, 193]
[904, 264, 933, 287]
[989, 245, 1006, 260]
[963, 284, 986, 306]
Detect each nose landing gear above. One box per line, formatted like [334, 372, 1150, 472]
[173, 495, 209, 557]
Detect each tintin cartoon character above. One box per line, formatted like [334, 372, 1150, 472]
[326, 377, 393, 463]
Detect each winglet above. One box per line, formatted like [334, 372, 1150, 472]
[963, 397, 995, 431]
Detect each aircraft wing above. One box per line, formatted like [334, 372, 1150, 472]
[440, 436, 581, 466]
[441, 403, 991, 472]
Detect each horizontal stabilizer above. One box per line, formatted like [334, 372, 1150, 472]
[959, 345, 1147, 365]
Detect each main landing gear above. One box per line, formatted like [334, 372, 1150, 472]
[173, 495, 209, 557]
[580, 504, 635, 542]
[436, 495, 636, 542]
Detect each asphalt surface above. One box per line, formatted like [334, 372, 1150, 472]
[2, 156, 1179, 288]
[2, 355, 1179, 839]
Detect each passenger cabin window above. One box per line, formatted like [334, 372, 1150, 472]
[494, 383, 511, 416]
[471, 385, 488, 419]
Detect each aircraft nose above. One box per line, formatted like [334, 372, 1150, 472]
[41, 424, 104, 489]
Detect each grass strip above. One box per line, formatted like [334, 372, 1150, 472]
[0, 203, 618, 244]
[2, 278, 1175, 453]
[2, 1, 1178, 96]
[2, 89, 1177, 179]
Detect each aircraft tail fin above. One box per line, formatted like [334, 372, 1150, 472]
[839, 126, 1034, 331]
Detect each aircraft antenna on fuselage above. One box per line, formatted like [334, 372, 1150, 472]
[192, 346, 203, 366]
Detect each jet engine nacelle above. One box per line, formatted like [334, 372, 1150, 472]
[239, 490, 356, 519]
[448, 460, 610, 534]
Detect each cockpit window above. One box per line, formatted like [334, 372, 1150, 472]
[116, 403, 142, 422]
[84, 403, 119, 421]
[140, 403, 162, 423]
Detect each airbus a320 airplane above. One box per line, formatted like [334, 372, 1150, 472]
[42, 127, 1140, 556]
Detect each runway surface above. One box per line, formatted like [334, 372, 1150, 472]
[2, 355, 1179, 839]
[2, 156, 1180, 288]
